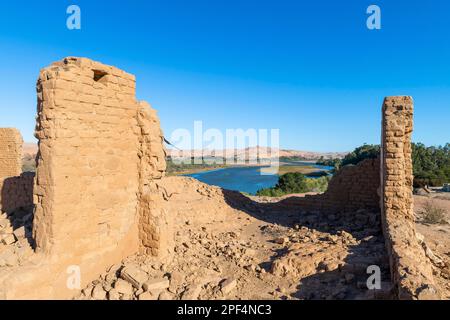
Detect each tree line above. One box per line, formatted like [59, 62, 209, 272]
[317, 143, 450, 188]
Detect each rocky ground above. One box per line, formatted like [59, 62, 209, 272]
[0, 207, 34, 267]
[1, 177, 449, 300]
[75, 177, 393, 300]
[414, 194, 450, 299]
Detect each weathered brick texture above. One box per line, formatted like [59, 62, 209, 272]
[0, 173, 34, 213]
[0, 60, 441, 301]
[33, 57, 167, 259]
[33, 57, 143, 257]
[0, 57, 167, 299]
[0, 128, 22, 178]
[137, 101, 170, 256]
[380, 96, 440, 299]
[0, 128, 34, 213]
[281, 157, 380, 213]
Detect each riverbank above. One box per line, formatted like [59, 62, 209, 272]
[260, 165, 328, 176]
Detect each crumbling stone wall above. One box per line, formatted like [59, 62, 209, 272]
[281, 157, 380, 213]
[380, 96, 440, 299]
[0, 61, 441, 300]
[0, 57, 168, 299]
[0, 128, 34, 213]
[0, 128, 22, 178]
[33, 57, 144, 260]
[137, 101, 170, 257]
[0, 173, 34, 213]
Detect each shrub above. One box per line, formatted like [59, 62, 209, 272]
[341, 144, 380, 166]
[419, 201, 448, 225]
[256, 172, 330, 197]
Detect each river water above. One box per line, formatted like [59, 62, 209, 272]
[185, 162, 333, 195]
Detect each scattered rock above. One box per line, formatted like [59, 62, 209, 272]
[143, 278, 170, 292]
[158, 291, 173, 300]
[120, 266, 148, 289]
[108, 289, 120, 300]
[1, 233, 16, 245]
[114, 279, 134, 296]
[274, 237, 288, 245]
[91, 285, 107, 300]
[220, 278, 237, 295]
[13, 226, 26, 240]
[181, 284, 202, 300]
[138, 292, 156, 300]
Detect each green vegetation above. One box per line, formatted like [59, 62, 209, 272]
[279, 156, 309, 162]
[316, 157, 342, 170]
[329, 143, 449, 188]
[316, 144, 380, 171]
[341, 144, 380, 166]
[22, 154, 36, 173]
[412, 143, 450, 187]
[256, 172, 330, 197]
[261, 165, 328, 176]
[166, 157, 226, 175]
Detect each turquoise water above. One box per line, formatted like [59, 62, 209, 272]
[185, 162, 333, 195]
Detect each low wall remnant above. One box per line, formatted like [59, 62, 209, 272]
[280, 157, 380, 213]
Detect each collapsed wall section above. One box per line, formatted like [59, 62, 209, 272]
[0, 128, 22, 178]
[0, 173, 34, 213]
[137, 101, 171, 257]
[281, 157, 380, 213]
[380, 96, 440, 299]
[0, 128, 34, 213]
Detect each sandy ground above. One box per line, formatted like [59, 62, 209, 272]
[414, 193, 450, 298]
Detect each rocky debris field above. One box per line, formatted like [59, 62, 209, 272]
[414, 195, 450, 299]
[1, 178, 448, 300]
[77, 178, 394, 300]
[0, 207, 34, 268]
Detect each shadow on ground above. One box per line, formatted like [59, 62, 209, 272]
[1, 175, 35, 248]
[222, 190, 393, 300]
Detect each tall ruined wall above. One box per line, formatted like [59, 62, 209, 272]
[0, 129, 34, 213]
[0, 128, 22, 178]
[380, 96, 439, 299]
[137, 101, 170, 257]
[281, 157, 380, 213]
[33, 57, 142, 259]
[0, 57, 169, 298]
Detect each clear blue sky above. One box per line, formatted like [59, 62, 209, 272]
[0, 0, 449, 152]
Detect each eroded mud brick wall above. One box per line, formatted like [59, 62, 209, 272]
[381, 96, 439, 299]
[0, 128, 22, 178]
[0, 173, 34, 213]
[0, 128, 34, 213]
[32, 57, 167, 291]
[137, 101, 170, 257]
[281, 158, 380, 213]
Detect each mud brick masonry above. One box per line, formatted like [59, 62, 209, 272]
[33, 58, 167, 258]
[0, 57, 440, 299]
[0, 57, 168, 299]
[380, 97, 440, 299]
[0, 129, 22, 178]
[280, 157, 380, 213]
[0, 129, 33, 213]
